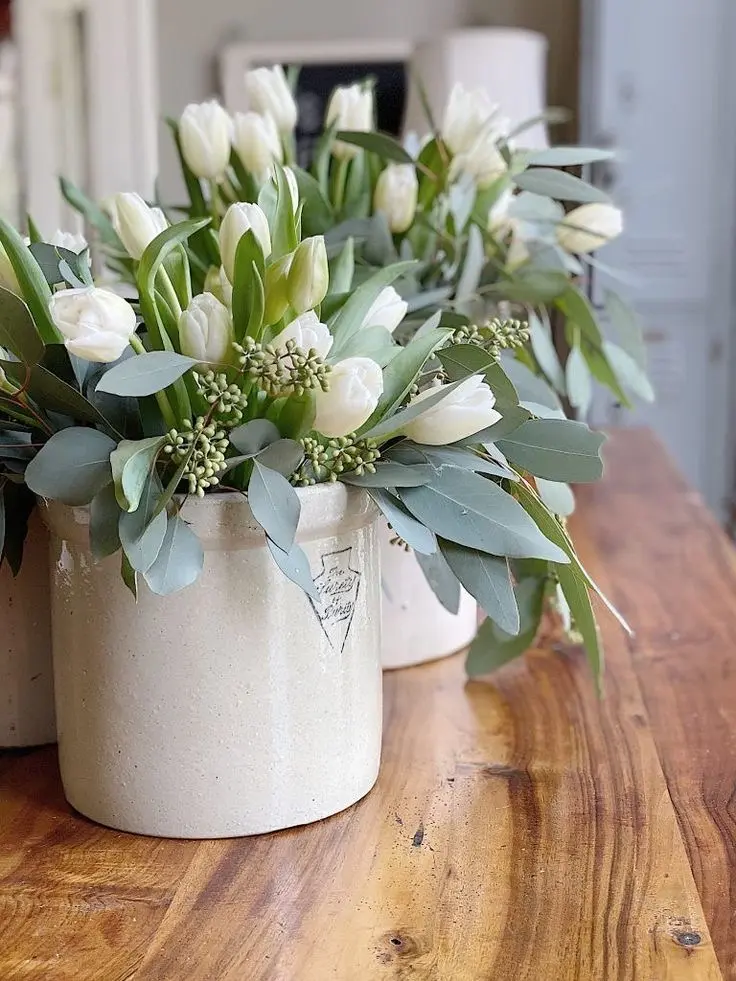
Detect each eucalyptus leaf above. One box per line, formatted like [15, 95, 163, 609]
[603, 341, 655, 403]
[439, 346, 519, 408]
[526, 146, 616, 167]
[335, 130, 414, 164]
[466, 575, 547, 677]
[529, 314, 565, 393]
[535, 478, 576, 517]
[557, 562, 603, 688]
[89, 483, 122, 559]
[143, 514, 204, 596]
[455, 225, 485, 302]
[565, 346, 593, 414]
[256, 439, 304, 477]
[455, 404, 531, 445]
[414, 548, 461, 615]
[440, 541, 519, 635]
[96, 352, 197, 397]
[110, 436, 166, 513]
[121, 552, 138, 600]
[0, 287, 45, 364]
[118, 471, 168, 573]
[229, 419, 281, 456]
[341, 461, 433, 488]
[418, 444, 519, 480]
[25, 428, 115, 506]
[0, 482, 34, 573]
[367, 488, 437, 555]
[501, 356, 562, 411]
[398, 468, 569, 562]
[266, 536, 319, 600]
[555, 286, 603, 346]
[513, 168, 610, 204]
[604, 289, 647, 368]
[329, 260, 417, 358]
[498, 419, 605, 483]
[249, 460, 301, 552]
[335, 324, 396, 365]
[363, 375, 472, 441]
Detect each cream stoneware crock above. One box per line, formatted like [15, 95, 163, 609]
[43, 484, 382, 839]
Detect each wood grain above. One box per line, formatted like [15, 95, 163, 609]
[0, 429, 729, 979]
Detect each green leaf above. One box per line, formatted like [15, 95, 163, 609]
[328, 237, 355, 295]
[60, 176, 120, 247]
[439, 345, 519, 408]
[482, 271, 570, 305]
[0, 287, 45, 364]
[526, 147, 616, 167]
[466, 576, 547, 677]
[535, 478, 576, 517]
[293, 166, 335, 237]
[603, 341, 655, 403]
[89, 483, 122, 559]
[501, 357, 562, 411]
[266, 536, 319, 600]
[335, 130, 414, 164]
[25, 427, 115, 506]
[529, 314, 565, 393]
[249, 459, 301, 552]
[0, 482, 34, 574]
[363, 375, 472, 442]
[256, 439, 304, 477]
[367, 488, 437, 555]
[498, 419, 605, 483]
[581, 341, 632, 407]
[414, 548, 461, 614]
[361, 327, 453, 433]
[96, 352, 197, 397]
[513, 168, 610, 204]
[121, 551, 138, 600]
[565, 346, 593, 414]
[412, 444, 518, 480]
[0, 219, 59, 344]
[399, 468, 569, 562]
[229, 419, 281, 456]
[342, 461, 433, 487]
[110, 436, 166, 512]
[556, 562, 603, 688]
[232, 230, 266, 342]
[144, 514, 204, 595]
[455, 225, 485, 302]
[603, 289, 647, 368]
[441, 542, 518, 634]
[334, 324, 396, 366]
[329, 260, 417, 358]
[555, 286, 604, 346]
[455, 404, 531, 446]
[138, 218, 211, 303]
[118, 471, 168, 573]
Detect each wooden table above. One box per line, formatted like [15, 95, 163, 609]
[1, 429, 734, 980]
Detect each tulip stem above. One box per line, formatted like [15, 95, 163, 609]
[156, 268, 183, 320]
[332, 158, 350, 216]
[129, 334, 178, 430]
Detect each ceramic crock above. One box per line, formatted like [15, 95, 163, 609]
[42, 484, 381, 838]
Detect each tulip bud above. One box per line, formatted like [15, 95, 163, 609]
[179, 292, 234, 364]
[287, 236, 329, 314]
[556, 203, 623, 254]
[179, 101, 233, 180]
[232, 111, 282, 181]
[49, 287, 137, 363]
[326, 84, 374, 159]
[109, 193, 168, 261]
[402, 376, 501, 445]
[50, 230, 88, 253]
[272, 311, 333, 360]
[263, 253, 294, 326]
[314, 357, 384, 438]
[442, 83, 498, 156]
[0, 243, 21, 294]
[220, 203, 272, 283]
[374, 164, 418, 234]
[245, 65, 298, 136]
[361, 287, 408, 335]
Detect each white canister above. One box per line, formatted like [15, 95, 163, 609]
[0, 515, 55, 747]
[380, 523, 478, 670]
[43, 484, 382, 838]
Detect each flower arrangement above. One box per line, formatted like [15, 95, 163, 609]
[0, 145, 627, 682]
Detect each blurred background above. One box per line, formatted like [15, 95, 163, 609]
[1, 0, 735, 523]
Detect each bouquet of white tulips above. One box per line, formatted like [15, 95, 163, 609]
[0, 164, 628, 682]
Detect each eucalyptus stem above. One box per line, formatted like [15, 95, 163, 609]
[129, 334, 178, 430]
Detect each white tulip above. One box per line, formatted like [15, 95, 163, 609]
[450, 128, 509, 189]
[49, 287, 137, 363]
[361, 287, 407, 335]
[287, 235, 329, 314]
[179, 101, 233, 180]
[50, 230, 88, 253]
[374, 164, 418, 234]
[272, 311, 333, 360]
[109, 193, 168, 260]
[487, 188, 514, 235]
[245, 65, 298, 136]
[442, 83, 498, 156]
[0, 243, 20, 294]
[179, 292, 233, 364]
[232, 111, 282, 181]
[402, 376, 501, 445]
[314, 357, 384, 437]
[220, 203, 272, 283]
[326, 84, 373, 159]
[557, 203, 623, 254]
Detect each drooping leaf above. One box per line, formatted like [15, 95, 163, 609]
[143, 514, 204, 595]
[398, 468, 569, 562]
[229, 419, 281, 456]
[556, 561, 603, 689]
[498, 419, 605, 483]
[266, 536, 319, 600]
[603, 289, 647, 369]
[529, 313, 565, 393]
[555, 286, 603, 347]
[0, 218, 59, 343]
[25, 428, 115, 506]
[0, 287, 45, 364]
[414, 547, 461, 615]
[248, 460, 301, 552]
[96, 352, 197, 397]
[513, 168, 611, 204]
[441, 541, 519, 635]
[121, 551, 138, 600]
[89, 483, 122, 559]
[118, 471, 168, 573]
[110, 436, 166, 512]
[603, 341, 655, 403]
[367, 488, 437, 555]
[466, 575, 547, 677]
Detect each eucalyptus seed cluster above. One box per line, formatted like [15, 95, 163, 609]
[234, 337, 331, 397]
[195, 370, 249, 425]
[163, 417, 230, 497]
[451, 317, 530, 361]
[292, 434, 381, 485]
